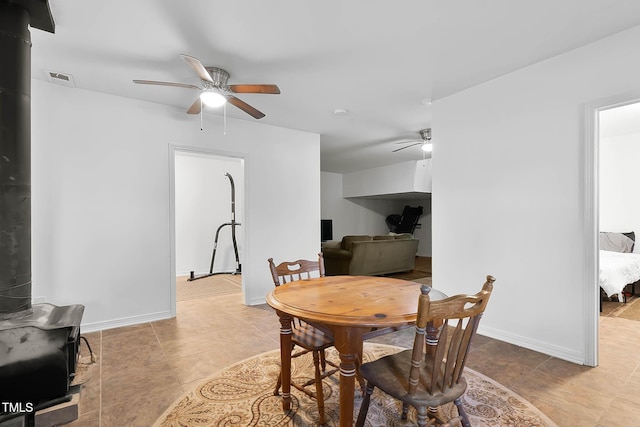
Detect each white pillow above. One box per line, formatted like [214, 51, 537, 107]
[599, 232, 634, 253]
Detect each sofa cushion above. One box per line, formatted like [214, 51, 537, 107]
[341, 235, 372, 251]
[373, 235, 395, 241]
[393, 233, 413, 240]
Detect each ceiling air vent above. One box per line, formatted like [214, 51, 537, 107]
[45, 70, 76, 88]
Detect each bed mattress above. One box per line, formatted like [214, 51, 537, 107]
[599, 250, 640, 297]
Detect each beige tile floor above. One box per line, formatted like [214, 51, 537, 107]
[67, 284, 640, 427]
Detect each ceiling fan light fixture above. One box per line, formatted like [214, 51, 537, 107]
[200, 90, 227, 107]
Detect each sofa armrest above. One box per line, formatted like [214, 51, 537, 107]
[322, 247, 352, 260]
[321, 247, 353, 276]
[321, 240, 342, 250]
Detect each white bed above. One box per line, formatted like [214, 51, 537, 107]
[599, 249, 640, 298]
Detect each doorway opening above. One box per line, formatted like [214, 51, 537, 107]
[170, 147, 245, 314]
[584, 91, 640, 367]
[598, 102, 640, 307]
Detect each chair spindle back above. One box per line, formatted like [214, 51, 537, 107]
[268, 253, 325, 286]
[410, 276, 494, 397]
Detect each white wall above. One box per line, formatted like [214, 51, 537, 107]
[321, 172, 397, 237]
[321, 171, 431, 255]
[432, 25, 640, 364]
[342, 160, 432, 197]
[31, 80, 320, 331]
[175, 153, 243, 276]
[600, 131, 640, 232]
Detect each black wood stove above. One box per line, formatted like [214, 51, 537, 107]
[0, 304, 84, 421]
[0, 1, 85, 425]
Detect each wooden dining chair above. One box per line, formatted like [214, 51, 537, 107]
[355, 276, 495, 427]
[268, 253, 339, 425]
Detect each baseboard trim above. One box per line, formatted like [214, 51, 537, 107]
[478, 325, 585, 365]
[248, 296, 267, 306]
[80, 310, 173, 333]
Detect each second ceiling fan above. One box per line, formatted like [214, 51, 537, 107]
[133, 54, 280, 119]
[392, 128, 432, 152]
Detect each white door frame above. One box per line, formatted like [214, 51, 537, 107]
[583, 90, 640, 366]
[168, 144, 246, 317]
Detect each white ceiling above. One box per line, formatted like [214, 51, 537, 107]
[30, 0, 640, 173]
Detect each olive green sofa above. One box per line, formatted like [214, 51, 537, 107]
[321, 234, 419, 276]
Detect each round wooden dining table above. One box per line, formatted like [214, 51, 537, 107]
[265, 275, 446, 427]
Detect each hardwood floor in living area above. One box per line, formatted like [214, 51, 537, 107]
[67, 269, 640, 427]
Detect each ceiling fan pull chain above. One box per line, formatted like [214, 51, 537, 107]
[200, 98, 204, 131]
[224, 103, 227, 135]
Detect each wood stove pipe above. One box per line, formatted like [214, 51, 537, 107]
[0, 0, 54, 318]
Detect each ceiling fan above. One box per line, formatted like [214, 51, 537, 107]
[133, 54, 280, 119]
[392, 128, 432, 153]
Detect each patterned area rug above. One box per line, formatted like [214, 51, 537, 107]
[154, 343, 556, 426]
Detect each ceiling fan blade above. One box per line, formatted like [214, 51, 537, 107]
[227, 96, 266, 119]
[186, 98, 202, 115]
[229, 84, 281, 94]
[133, 79, 200, 90]
[180, 54, 213, 82]
[394, 139, 421, 144]
[392, 143, 422, 153]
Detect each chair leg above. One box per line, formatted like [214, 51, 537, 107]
[275, 342, 298, 397]
[354, 356, 365, 393]
[416, 406, 429, 427]
[320, 349, 327, 371]
[401, 402, 410, 420]
[355, 382, 374, 427]
[454, 397, 471, 427]
[274, 371, 282, 396]
[312, 350, 326, 425]
[356, 370, 366, 394]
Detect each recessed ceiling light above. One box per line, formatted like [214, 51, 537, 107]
[333, 108, 348, 115]
[422, 98, 432, 106]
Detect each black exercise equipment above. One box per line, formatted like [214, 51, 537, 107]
[189, 172, 241, 281]
[385, 214, 402, 232]
[386, 205, 423, 234]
